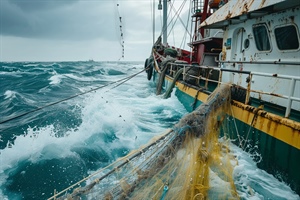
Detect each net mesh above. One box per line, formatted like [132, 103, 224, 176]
[56, 85, 239, 200]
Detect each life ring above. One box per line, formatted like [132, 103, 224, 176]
[144, 58, 153, 81]
[144, 58, 149, 73]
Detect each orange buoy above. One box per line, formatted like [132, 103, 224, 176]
[209, 0, 221, 9]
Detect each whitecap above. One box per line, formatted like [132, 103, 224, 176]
[49, 74, 64, 85]
[64, 73, 99, 82]
[4, 90, 17, 100]
[232, 144, 299, 199]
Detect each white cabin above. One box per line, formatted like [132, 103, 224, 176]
[201, 0, 300, 116]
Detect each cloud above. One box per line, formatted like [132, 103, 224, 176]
[8, 0, 79, 12]
[0, 0, 129, 41]
[0, 0, 190, 61]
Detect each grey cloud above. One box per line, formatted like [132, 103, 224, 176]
[0, 0, 124, 41]
[1, 0, 29, 33]
[8, 0, 79, 12]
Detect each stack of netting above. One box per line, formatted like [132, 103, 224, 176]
[53, 85, 239, 200]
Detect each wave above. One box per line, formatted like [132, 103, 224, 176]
[1, 62, 298, 200]
[4, 90, 17, 100]
[49, 74, 64, 85]
[63, 73, 101, 82]
[231, 144, 299, 199]
[0, 63, 187, 199]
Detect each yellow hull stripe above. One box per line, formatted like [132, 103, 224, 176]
[166, 76, 209, 103]
[168, 77, 300, 150]
[231, 101, 300, 150]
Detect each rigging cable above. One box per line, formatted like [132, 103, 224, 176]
[159, 0, 175, 40]
[157, 0, 189, 46]
[189, 1, 194, 62]
[167, 0, 188, 39]
[169, 1, 175, 46]
[180, 0, 192, 49]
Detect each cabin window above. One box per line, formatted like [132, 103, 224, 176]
[275, 25, 299, 50]
[253, 24, 271, 51]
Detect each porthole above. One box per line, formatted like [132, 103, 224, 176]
[244, 39, 250, 49]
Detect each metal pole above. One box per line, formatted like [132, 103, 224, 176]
[153, 0, 155, 44]
[163, 0, 167, 45]
[285, 78, 296, 118]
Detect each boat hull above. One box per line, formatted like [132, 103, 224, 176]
[162, 75, 300, 194]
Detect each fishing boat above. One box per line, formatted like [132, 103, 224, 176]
[48, 0, 300, 199]
[145, 0, 300, 195]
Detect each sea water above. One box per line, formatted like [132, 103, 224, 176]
[0, 61, 298, 200]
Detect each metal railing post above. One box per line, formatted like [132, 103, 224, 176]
[183, 65, 187, 80]
[245, 74, 252, 105]
[285, 78, 296, 118]
[218, 70, 223, 87]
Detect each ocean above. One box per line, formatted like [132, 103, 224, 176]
[0, 61, 298, 200]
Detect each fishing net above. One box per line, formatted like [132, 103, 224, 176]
[53, 85, 239, 200]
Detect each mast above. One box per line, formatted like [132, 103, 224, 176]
[153, 0, 155, 44]
[158, 0, 168, 45]
[163, 0, 167, 45]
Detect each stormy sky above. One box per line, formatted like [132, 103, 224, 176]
[0, 0, 190, 61]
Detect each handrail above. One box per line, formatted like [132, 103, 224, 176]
[217, 59, 300, 66]
[251, 72, 300, 80]
[169, 63, 300, 118]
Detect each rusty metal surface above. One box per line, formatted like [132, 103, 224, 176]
[200, 0, 287, 28]
[232, 100, 300, 131]
[231, 100, 300, 150]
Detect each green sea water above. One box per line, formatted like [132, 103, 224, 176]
[0, 61, 298, 199]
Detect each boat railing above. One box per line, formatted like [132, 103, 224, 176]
[169, 63, 300, 118]
[248, 72, 300, 118]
